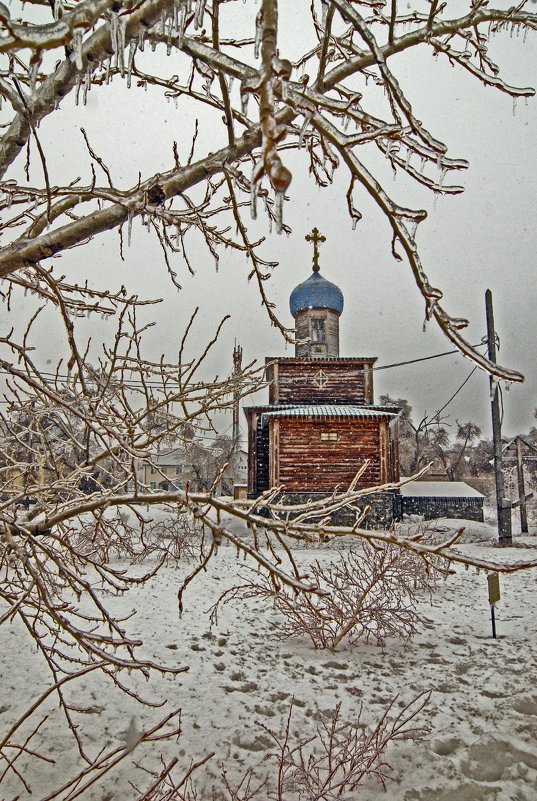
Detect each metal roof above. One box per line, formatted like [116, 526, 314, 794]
[289, 271, 344, 316]
[254, 404, 400, 420]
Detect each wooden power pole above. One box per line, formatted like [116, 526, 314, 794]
[485, 289, 512, 545]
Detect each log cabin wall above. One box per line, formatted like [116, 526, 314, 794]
[267, 359, 376, 405]
[276, 418, 383, 492]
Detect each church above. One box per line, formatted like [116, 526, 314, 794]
[244, 229, 402, 527]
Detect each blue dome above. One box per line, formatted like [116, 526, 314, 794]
[289, 270, 344, 317]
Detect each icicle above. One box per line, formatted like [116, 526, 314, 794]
[254, 10, 263, 59]
[405, 149, 412, 170]
[127, 41, 137, 88]
[274, 191, 284, 234]
[241, 92, 249, 116]
[178, 4, 187, 38]
[82, 68, 90, 105]
[75, 73, 82, 105]
[166, 13, 175, 47]
[110, 10, 119, 53]
[118, 17, 126, 77]
[105, 56, 111, 85]
[72, 29, 84, 71]
[228, 76, 234, 92]
[138, 27, 145, 52]
[512, 97, 517, 116]
[158, 10, 165, 35]
[127, 210, 133, 246]
[194, 0, 206, 29]
[419, 156, 426, 174]
[250, 179, 258, 220]
[299, 113, 312, 147]
[53, 0, 64, 19]
[321, 0, 328, 28]
[438, 167, 447, 190]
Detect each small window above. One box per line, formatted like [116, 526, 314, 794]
[150, 482, 157, 490]
[320, 432, 339, 442]
[311, 319, 325, 342]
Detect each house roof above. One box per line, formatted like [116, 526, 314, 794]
[400, 481, 485, 499]
[152, 450, 185, 466]
[249, 404, 400, 420]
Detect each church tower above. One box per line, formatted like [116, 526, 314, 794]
[289, 228, 343, 358]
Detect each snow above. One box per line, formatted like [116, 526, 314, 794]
[400, 480, 485, 498]
[1, 515, 537, 800]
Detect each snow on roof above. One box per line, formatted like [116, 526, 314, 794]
[259, 404, 399, 420]
[153, 450, 185, 466]
[400, 480, 485, 498]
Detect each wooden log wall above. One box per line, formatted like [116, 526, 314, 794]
[268, 359, 374, 405]
[276, 418, 382, 491]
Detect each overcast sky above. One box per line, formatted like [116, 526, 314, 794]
[4, 1, 537, 440]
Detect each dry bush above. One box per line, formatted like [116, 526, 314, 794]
[72, 508, 140, 561]
[142, 509, 206, 562]
[221, 692, 430, 800]
[213, 542, 450, 650]
[118, 693, 430, 801]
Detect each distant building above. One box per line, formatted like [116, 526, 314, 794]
[137, 450, 185, 491]
[398, 480, 485, 521]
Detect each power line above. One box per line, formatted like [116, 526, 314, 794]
[0, 342, 485, 391]
[426, 366, 479, 425]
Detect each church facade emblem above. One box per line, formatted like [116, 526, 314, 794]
[313, 368, 329, 389]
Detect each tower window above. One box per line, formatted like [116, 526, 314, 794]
[311, 319, 325, 342]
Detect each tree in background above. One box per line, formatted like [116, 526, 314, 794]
[2, 2, 537, 797]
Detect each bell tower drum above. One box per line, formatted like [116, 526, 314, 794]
[289, 228, 344, 358]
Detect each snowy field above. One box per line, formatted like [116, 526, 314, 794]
[1, 516, 537, 800]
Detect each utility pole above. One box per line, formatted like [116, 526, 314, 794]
[485, 289, 512, 545]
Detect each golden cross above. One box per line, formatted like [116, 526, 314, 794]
[305, 227, 326, 272]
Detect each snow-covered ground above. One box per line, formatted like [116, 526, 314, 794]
[1, 516, 537, 800]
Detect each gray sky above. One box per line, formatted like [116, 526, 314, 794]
[4, 1, 536, 439]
